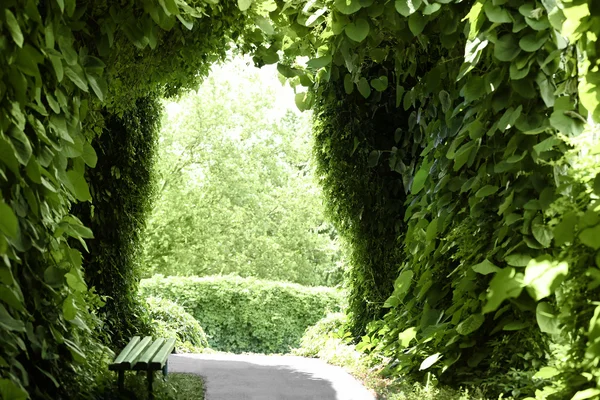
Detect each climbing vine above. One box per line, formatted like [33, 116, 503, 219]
[0, 0, 599, 398]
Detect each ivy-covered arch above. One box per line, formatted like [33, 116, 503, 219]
[1, 0, 600, 398]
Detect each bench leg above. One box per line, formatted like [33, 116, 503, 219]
[162, 362, 168, 378]
[147, 370, 154, 400]
[118, 371, 125, 391]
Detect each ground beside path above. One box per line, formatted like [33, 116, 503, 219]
[169, 353, 376, 400]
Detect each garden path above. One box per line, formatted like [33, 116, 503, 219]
[169, 353, 376, 400]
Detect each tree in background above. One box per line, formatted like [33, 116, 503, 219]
[140, 58, 345, 286]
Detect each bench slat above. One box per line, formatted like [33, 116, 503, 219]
[109, 336, 141, 370]
[134, 338, 165, 370]
[150, 338, 176, 370]
[120, 336, 153, 369]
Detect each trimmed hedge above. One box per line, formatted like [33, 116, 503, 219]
[140, 275, 343, 354]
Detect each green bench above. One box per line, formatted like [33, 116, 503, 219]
[109, 336, 176, 399]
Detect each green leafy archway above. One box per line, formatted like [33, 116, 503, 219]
[1, 0, 599, 398]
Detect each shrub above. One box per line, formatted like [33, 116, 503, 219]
[295, 314, 491, 400]
[140, 275, 343, 354]
[293, 313, 363, 370]
[145, 297, 209, 352]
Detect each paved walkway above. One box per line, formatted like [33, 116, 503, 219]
[169, 353, 376, 400]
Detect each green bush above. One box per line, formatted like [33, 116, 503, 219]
[294, 313, 363, 370]
[140, 275, 343, 354]
[295, 313, 490, 400]
[145, 297, 209, 352]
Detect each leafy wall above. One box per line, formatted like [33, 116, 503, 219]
[72, 97, 161, 348]
[0, 0, 258, 396]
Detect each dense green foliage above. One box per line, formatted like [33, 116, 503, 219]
[140, 275, 343, 354]
[73, 97, 161, 347]
[141, 59, 344, 286]
[2, 0, 600, 398]
[145, 297, 209, 352]
[0, 0, 258, 396]
[294, 314, 487, 400]
[289, 0, 600, 397]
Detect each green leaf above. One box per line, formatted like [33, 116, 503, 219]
[370, 76, 388, 92]
[408, 13, 426, 36]
[419, 353, 441, 370]
[572, 389, 600, 400]
[532, 218, 553, 248]
[367, 150, 380, 167]
[494, 34, 521, 62]
[0, 379, 28, 400]
[483, 2, 512, 23]
[503, 321, 528, 331]
[63, 295, 77, 320]
[44, 266, 65, 287]
[453, 141, 475, 171]
[398, 327, 417, 348]
[66, 272, 87, 292]
[0, 203, 18, 238]
[87, 74, 107, 102]
[472, 259, 500, 275]
[594, 173, 600, 195]
[343, 74, 354, 94]
[66, 170, 92, 202]
[483, 268, 523, 313]
[392, 270, 414, 301]
[64, 339, 86, 362]
[255, 16, 274, 34]
[395, 0, 422, 17]
[461, 76, 485, 103]
[345, 18, 370, 42]
[7, 127, 32, 166]
[160, 0, 180, 15]
[549, 110, 584, 136]
[65, 66, 89, 91]
[357, 77, 371, 98]
[523, 259, 568, 300]
[0, 304, 25, 332]
[82, 143, 98, 168]
[439, 90, 451, 113]
[15, 45, 42, 78]
[475, 185, 498, 198]
[580, 225, 600, 250]
[425, 218, 438, 241]
[519, 32, 548, 52]
[533, 367, 559, 379]
[456, 314, 485, 335]
[536, 302, 560, 334]
[5, 9, 24, 48]
[411, 167, 428, 194]
[306, 56, 332, 70]
[49, 55, 64, 82]
[334, 0, 362, 15]
[498, 106, 522, 132]
[498, 190, 514, 215]
[554, 212, 577, 246]
[0, 285, 24, 311]
[396, 85, 405, 108]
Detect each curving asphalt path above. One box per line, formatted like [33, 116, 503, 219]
[169, 353, 376, 400]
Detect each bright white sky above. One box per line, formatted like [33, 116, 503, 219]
[165, 55, 301, 121]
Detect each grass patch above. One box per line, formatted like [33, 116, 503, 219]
[94, 372, 204, 399]
[168, 373, 205, 399]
